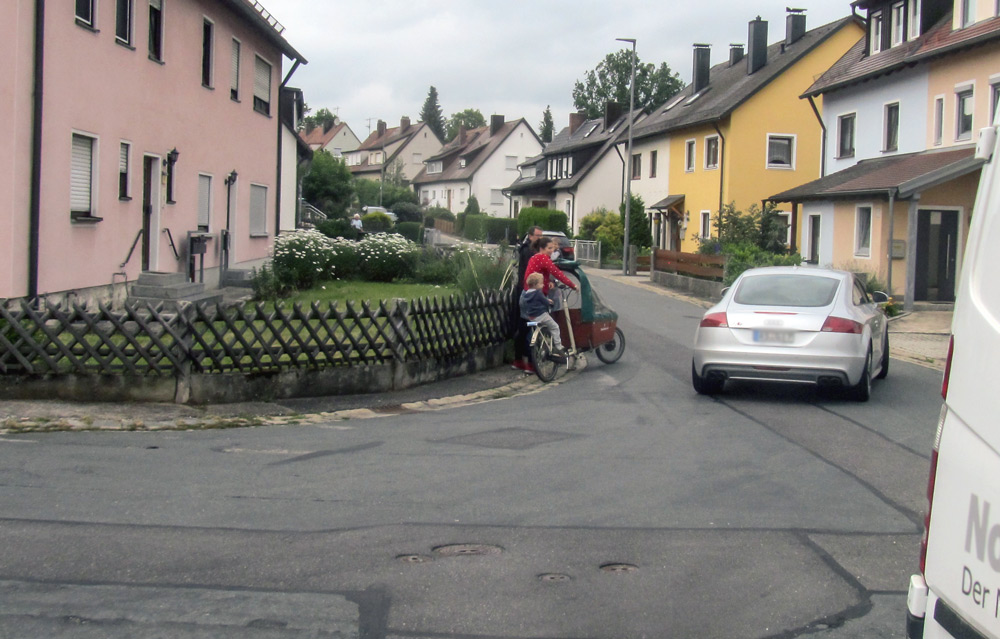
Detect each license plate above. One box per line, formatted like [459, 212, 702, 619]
[753, 330, 794, 344]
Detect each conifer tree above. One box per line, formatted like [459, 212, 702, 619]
[420, 86, 447, 142]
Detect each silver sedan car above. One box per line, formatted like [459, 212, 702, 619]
[692, 266, 889, 401]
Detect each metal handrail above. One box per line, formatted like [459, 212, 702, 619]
[120, 229, 144, 268]
[162, 228, 180, 260]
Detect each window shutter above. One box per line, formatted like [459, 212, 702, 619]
[149, 0, 161, 9]
[253, 57, 271, 102]
[71, 134, 93, 213]
[198, 175, 211, 229]
[119, 143, 129, 173]
[231, 40, 240, 94]
[250, 184, 267, 234]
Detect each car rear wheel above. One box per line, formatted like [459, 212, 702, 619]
[692, 361, 724, 395]
[875, 334, 889, 380]
[595, 328, 625, 364]
[849, 347, 873, 402]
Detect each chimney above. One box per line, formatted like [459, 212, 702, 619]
[604, 102, 623, 130]
[569, 112, 586, 134]
[747, 16, 768, 75]
[400, 116, 411, 132]
[490, 114, 505, 136]
[729, 43, 744, 66]
[785, 9, 806, 46]
[458, 125, 467, 144]
[377, 120, 386, 137]
[692, 44, 711, 93]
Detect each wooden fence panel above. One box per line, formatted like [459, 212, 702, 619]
[652, 249, 725, 280]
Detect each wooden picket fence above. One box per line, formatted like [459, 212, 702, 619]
[651, 249, 726, 281]
[0, 290, 515, 377]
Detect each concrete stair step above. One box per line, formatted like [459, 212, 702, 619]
[129, 290, 224, 309]
[135, 271, 189, 287]
[129, 282, 206, 299]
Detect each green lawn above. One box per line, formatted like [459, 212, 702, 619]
[282, 281, 463, 306]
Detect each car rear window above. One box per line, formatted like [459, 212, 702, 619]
[734, 274, 840, 307]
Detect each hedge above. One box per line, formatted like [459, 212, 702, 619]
[517, 207, 569, 236]
[396, 221, 423, 243]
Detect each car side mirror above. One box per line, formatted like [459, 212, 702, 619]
[871, 291, 889, 303]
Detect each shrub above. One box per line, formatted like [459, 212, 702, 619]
[327, 237, 361, 280]
[517, 207, 568, 236]
[392, 202, 423, 224]
[357, 233, 419, 282]
[396, 221, 423, 243]
[271, 229, 337, 290]
[362, 210, 393, 233]
[578, 208, 616, 241]
[316, 218, 360, 241]
[425, 206, 455, 221]
[723, 242, 802, 285]
[462, 214, 489, 241]
[484, 217, 517, 244]
[619, 194, 651, 249]
[250, 262, 286, 300]
[453, 245, 515, 294]
[464, 194, 482, 215]
[412, 248, 459, 284]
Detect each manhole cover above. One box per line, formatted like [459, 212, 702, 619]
[600, 563, 638, 573]
[396, 554, 433, 564]
[432, 544, 503, 557]
[538, 573, 572, 582]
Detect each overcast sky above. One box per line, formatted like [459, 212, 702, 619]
[262, 1, 857, 139]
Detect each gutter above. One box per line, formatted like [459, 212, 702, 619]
[28, 0, 45, 299]
[712, 121, 726, 223]
[274, 58, 302, 237]
[807, 95, 827, 177]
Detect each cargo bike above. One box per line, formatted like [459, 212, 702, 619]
[526, 261, 625, 382]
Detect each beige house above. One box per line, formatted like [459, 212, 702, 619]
[300, 119, 361, 158]
[345, 117, 443, 183]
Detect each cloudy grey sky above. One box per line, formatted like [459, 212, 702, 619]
[262, 1, 857, 139]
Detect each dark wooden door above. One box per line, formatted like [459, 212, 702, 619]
[914, 209, 958, 302]
[141, 157, 155, 271]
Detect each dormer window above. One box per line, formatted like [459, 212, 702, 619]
[427, 160, 442, 174]
[459, 158, 467, 168]
[870, 10, 884, 53]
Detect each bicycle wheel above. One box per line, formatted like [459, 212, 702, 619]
[595, 327, 626, 364]
[530, 327, 559, 383]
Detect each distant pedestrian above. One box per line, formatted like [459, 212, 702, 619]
[512, 226, 544, 373]
[351, 213, 363, 232]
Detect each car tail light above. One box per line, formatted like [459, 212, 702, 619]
[919, 406, 946, 573]
[941, 336, 954, 400]
[700, 312, 729, 328]
[820, 316, 863, 333]
[562, 245, 575, 258]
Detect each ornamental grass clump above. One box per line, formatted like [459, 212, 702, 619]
[454, 244, 515, 295]
[357, 233, 419, 282]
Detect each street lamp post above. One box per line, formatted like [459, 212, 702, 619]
[617, 37, 636, 276]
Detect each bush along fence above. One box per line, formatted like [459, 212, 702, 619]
[0, 290, 516, 404]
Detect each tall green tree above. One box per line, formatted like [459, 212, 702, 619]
[619, 194, 652, 250]
[539, 106, 554, 143]
[301, 150, 354, 217]
[445, 108, 487, 141]
[301, 107, 338, 133]
[420, 86, 447, 142]
[572, 49, 684, 119]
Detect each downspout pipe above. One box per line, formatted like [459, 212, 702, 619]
[712, 121, 726, 227]
[887, 189, 896, 296]
[28, 0, 45, 299]
[807, 95, 827, 177]
[275, 58, 302, 237]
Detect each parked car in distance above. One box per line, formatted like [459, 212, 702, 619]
[691, 266, 889, 401]
[362, 206, 397, 222]
[543, 231, 574, 261]
[905, 114, 1000, 639]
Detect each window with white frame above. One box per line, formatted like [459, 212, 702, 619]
[767, 135, 794, 168]
[837, 113, 856, 158]
[249, 184, 267, 235]
[631, 153, 641, 179]
[71, 133, 97, 219]
[933, 96, 944, 145]
[201, 19, 214, 88]
[957, 88, 974, 140]
[961, 0, 975, 26]
[700, 211, 711, 239]
[116, 0, 134, 44]
[908, 0, 921, 39]
[459, 158, 467, 168]
[253, 55, 272, 116]
[230, 39, 241, 100]
[884, 102, 900, 151]
[491, 189, 503, 205]
[855, 205, 872, 257]
[891, 2, 905, 45]
[685, 139, 696, 172]
[148, 0, 164, 62]
[705, 136, 719, 170]
[197, 174, 212, 231]
[119, 142, 131, 199]
[369, 151, 383, 165]
[775, 212, 792, 247]
[76, 0, 95, 27]
[412, 152, 422, 165]
[565, 199, 572, 216]
[505, 155, 517, 170]
[870, 10, 883, 53]
[427, 161, 442, 174]
[991, 81, 1000, 124]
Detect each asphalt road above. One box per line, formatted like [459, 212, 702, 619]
[0, 274, 943, 638]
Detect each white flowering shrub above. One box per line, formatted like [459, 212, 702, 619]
[270, 229, 336, 290]
[327, 236, 361, 280]
[357, 233, 418, 282]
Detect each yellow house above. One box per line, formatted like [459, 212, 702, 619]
[628, 12, 864, 252]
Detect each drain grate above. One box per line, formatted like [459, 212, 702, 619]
[432, 544, 504, 557]
[600, 563, 638, 573]
[538, 573, 572, 582]
[396, 554, 433, 564]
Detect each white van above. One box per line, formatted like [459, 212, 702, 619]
[906, 116, 1000, 636]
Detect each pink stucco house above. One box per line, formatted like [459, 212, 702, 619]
[1, 0, 306, 303]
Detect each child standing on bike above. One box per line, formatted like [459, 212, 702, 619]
[520, 273, 566, 354]
[524, 237, 577, 307]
